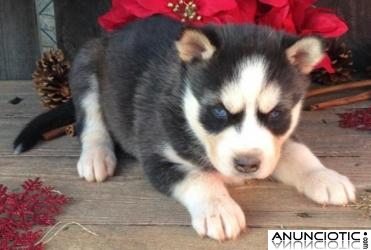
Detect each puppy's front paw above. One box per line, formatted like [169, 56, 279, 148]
[77, 145, 117, 182]
[300, 168, 355, 205]
[190, 196, 246, 241]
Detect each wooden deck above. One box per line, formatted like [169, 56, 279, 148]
[1, 81, 370, 249]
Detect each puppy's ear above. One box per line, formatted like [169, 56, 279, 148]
[286, 37, 324, 74]
[175, 28, 216, 62]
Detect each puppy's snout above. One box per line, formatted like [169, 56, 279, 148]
[233, 154, 260, 173]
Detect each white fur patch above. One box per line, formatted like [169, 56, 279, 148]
[258, 83, 281, 114]
[162, 144, 198, 172]
[282, 100, 302, 142]
[221, 57, 267, 114]
[77, 75, 116, 182]
[172, 171, 246, 241]
[183, 86, 209, 149]
[273, 139, 356, 205]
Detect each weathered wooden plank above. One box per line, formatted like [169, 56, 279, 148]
[0, 170, 370, 229]
[0, 1, 40, 80]
[0, 81, 38, 95]
[0, 156, 142, 181]
[1, 154, 370, 187]
[46, 225, 267, 250]
[1, 94, 46, 119]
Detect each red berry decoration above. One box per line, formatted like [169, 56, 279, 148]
[338, 107, 371, 130]
[0, 178, 70, 249]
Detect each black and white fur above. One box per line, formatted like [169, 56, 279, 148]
[14, 16, 355, 241]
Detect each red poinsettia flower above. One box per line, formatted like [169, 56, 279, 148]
[99, 0, 257, 31]
[99, 0, 348, 73]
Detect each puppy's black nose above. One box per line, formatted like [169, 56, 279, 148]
[233, 155, 260, 173]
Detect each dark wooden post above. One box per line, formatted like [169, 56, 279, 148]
[317, 0, 371, 71]
[0, 0, 40, 80]
[54, 0, 111, 59]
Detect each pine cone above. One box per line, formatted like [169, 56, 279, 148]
[32, 49, 71, 109]
[311, 39, 354, 85]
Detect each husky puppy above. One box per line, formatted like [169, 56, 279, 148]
[14, 15, 355, 241]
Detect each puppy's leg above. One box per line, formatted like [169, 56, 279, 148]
[76, 75, 116, 182]
[173, 171, 246, 241]
[142, 154, 245, 241]
[272, 138, 355, 205]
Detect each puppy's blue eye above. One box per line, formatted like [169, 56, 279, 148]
[268, 110, 281, 121]
[211, 106, 228, 120]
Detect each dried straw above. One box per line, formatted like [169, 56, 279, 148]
[35, 221, 98, 246]
[350, 192, 371, 218]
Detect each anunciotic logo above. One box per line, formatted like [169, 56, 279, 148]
[268, 230, 370, 250]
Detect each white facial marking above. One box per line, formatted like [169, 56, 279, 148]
[258, 83, 281, 114]
[284, 100, 302, 141]
[77, 75, 116, 182]
[183, 86, 210, 149]
[221, 57, 267, 114]
[172, 171, 246, 241]
[219, 58, 279, 178]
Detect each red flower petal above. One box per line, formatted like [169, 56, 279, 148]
[299, 7, 348, 37]
[235, 0, 258, 23]
[259, 0, 288, 7]
[258, 5, 296, 33]
[208, 0, 256, 24]
[290, 0, 317, 28]
[197, 0, 237, 16]
[316, 54, 335, 73]
[124, 1, 161, 18]
[136, 0, 170, 13]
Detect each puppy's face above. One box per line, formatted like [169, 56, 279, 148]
[177, 26, 323, 179]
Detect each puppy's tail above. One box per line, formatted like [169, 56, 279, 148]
[13, 100, 75, 154]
